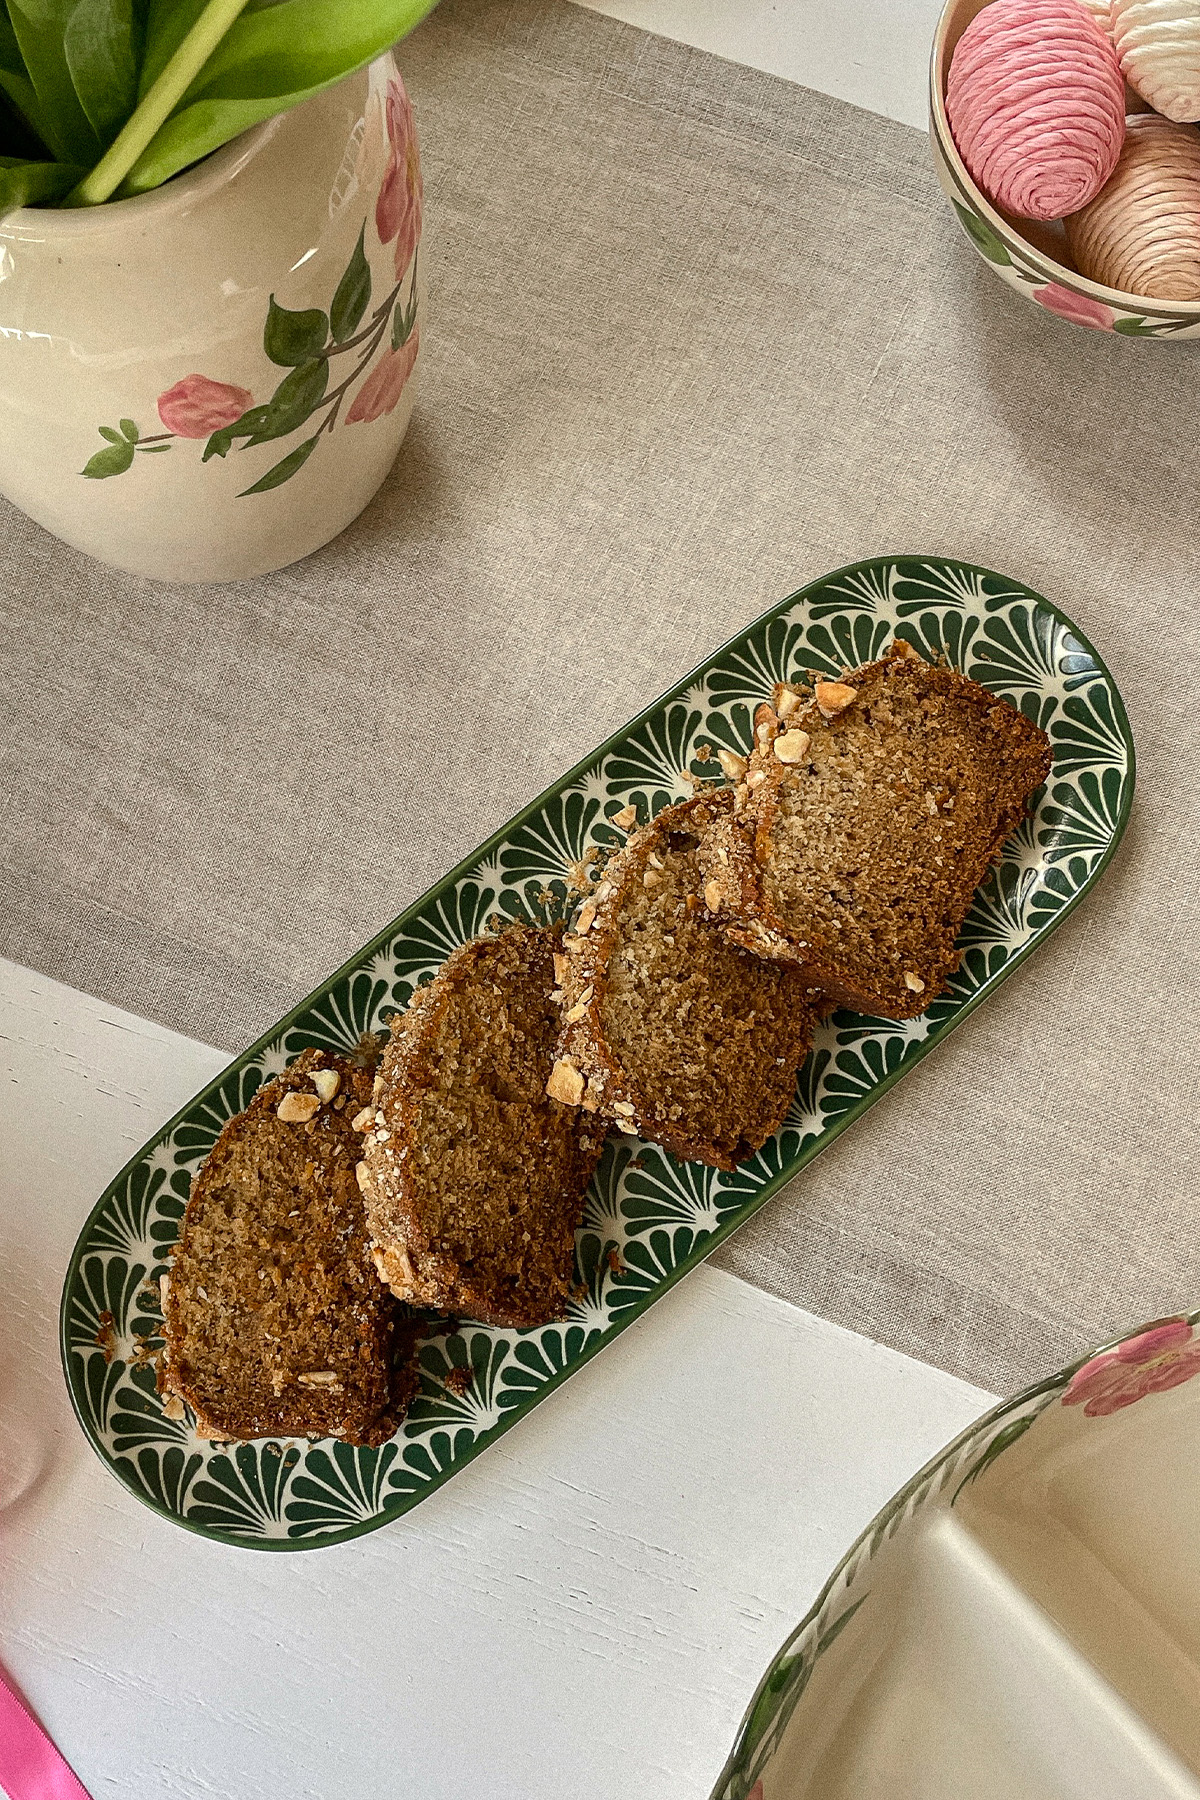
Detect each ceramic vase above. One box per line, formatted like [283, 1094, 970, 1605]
[0, 51, 424, 583]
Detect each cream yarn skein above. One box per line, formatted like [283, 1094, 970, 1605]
[1066, 111, 1200, 294]
[1111, 0, 1200, 119]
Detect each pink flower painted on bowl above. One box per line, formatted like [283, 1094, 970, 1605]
[157, 374, 254, 439]
[1033, 284, 1114, 331]
[747, 1784, 764, 1800]
[1062, 1318, 1200, 1417]
[376, 76, 423, 281]
[346, 325, 420, 425]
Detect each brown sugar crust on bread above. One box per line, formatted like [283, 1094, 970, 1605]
[699, 642, 1053, 1020]
[548, 790, 820, 1172]
[160, 1048, 412, 1447]
[357, 924, 607, 1329]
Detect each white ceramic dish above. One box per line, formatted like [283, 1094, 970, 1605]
[714, 1310, 1200, 1799]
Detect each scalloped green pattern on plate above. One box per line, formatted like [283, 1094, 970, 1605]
[59, 558, 1135, 1549]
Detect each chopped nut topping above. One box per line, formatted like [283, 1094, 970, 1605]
[815, 680, 858, 719]
[612, 1101, 636, 1117]
[904, 971, 925, 993]
[575, 900, 598, 934]
[643, 870, 662, 888]
[753, 701, 779, 745]
[704, 880, 722, 911]
[161, 1393, 185, 1422]
[277, 1091, 320, 1123]
[297, 1370, 342, 1387]
[355, 1160, 375, 1196]
[717, 747, 747, 781]
[310, 1068, 340, 1103]
[611, 804, 638, 831]
[747, 769, 767, 790]
[372, 1073, 384, 1100]
[775, 686, 801, 720]
[773, 729, 811, 764]
[553, 952, 569, 986]
[647, 852, 664, 870]
[891, 638, 922, 661]
[564, 984, 594, 1023]
[546, 1059, 585, 1106]
[159, 1273, 170, 1309]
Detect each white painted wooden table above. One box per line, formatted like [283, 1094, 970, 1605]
[0, 8, 993, 1797]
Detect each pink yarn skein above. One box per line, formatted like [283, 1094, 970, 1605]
[947, 0, 1126, 220]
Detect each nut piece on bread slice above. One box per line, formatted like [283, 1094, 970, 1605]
[357, 923, 606, 1328]
[160, 1048, 413, 1446]
[550, 789, 820, 1172]
[700, 642, 1053, 1020]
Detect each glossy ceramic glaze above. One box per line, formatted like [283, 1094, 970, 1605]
[59, 558, 1133, 1550]
[0, 54, 424, 582]
[930, 0, 1200, 338]
[715, 1311, 1200, 1799]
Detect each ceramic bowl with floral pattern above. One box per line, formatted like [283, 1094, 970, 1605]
[714, 1310, 1200, 1799]
[930, 0, 1200, 339]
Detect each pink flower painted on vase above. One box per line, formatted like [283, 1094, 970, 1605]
[1033, 284, 1114, 331]
[376, 76, 423, 281]
[747, 1784, 764, 1800]
[1062, 1318, 1200, 1417]
[346, 326, 420, 425]
[157, 374, 253, 438]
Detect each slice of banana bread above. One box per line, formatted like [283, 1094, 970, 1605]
[547, 790, 820, 1171]
[700, 642, 1052, 1019]
[160, 1047, 413, 1446]
[356, 923, 607, 1328]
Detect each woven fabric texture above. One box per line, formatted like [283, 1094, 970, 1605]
[1, 0, 1196, 1394]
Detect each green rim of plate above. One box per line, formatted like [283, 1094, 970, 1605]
[58, 557, 1136, 1551]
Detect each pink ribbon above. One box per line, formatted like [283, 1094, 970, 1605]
[0, 1666, 93, 1800]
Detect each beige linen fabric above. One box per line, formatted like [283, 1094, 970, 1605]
[1, 0, 1197, 1395]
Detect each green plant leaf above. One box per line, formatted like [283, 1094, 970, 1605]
[120, 0, 438, 193]
[241, 355, 327, 444]
[0, 152, 84, 212]
[138, 0, 208, 97]
[119, 415, 139, 440]
[64, 0, 141, 145]
[952, 199, 1011, 267]
[330, 224, 370, 344]
[82, 437, 135, 477]
[238, 430, 319, 494]
[6, 0, 102, 164]
[263, 294, 327, 366]
[201, 400, 272, 460]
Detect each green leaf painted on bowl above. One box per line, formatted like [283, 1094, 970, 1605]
[81, 437, 135, 477]
[951, 1412, 1038, 1502]
[263, 294, 328, 367]
[952, 199, 1011, 267]
[63, 0, 141, 145]
[330, 224, 371, 344]
[237, 430, 319, 493]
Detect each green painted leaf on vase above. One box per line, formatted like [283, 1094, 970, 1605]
[952, 199, 1011, 267]
[244, 356, 328, 444]
[330, 223, 371, 343]
[238, 431, 320, 494]
[119, 416, 139, 440]
[263, 294, 328, 367]
[81, 437, 135, 477]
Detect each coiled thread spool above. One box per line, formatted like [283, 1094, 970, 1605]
[1111, 0, 1200, 120]
[948, 0, 1127, 218]
[1066, 112, 1200, 294]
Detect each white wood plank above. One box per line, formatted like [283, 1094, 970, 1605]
[0, 957, 994, 1798]
[569, 0, 947, 131]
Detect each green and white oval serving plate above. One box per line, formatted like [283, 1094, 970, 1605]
[714, 1308, 1200, 1800]
[60, 556, 1134, 1550]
